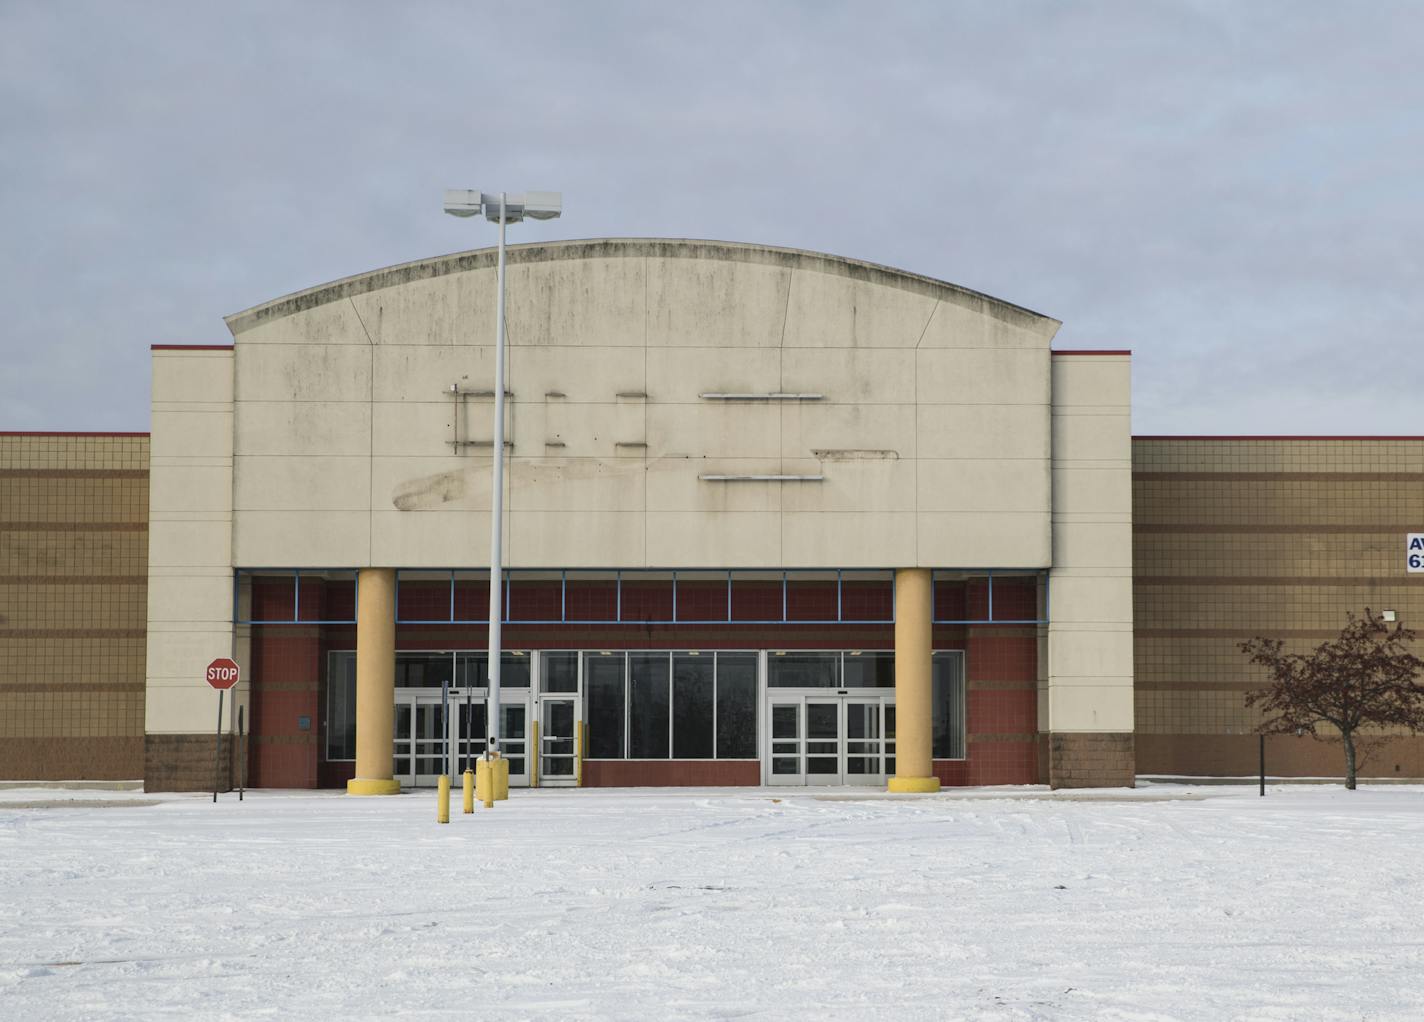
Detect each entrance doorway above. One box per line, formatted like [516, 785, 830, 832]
[394, 693, 532, 788]
[538, 696, 580, 786]
[765, 693, 895, 785]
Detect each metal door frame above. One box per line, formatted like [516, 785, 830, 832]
[537, 694, 581, 787]
[762, 690, 895, 786]
[767, 696, 806, 785]
[455, 693, 532, 788]
[410, 694, 449, 789]
[395, 690, 533, 788]
[842, 695, 890, 786]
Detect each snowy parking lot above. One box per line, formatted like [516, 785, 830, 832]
[3, 783, 1423, 1021]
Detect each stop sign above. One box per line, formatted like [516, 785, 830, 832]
[205, 657, 241, 690]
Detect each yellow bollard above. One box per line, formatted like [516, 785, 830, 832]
[462, 768, 474, 814]
[494, 757, 509, 801]
[476, 755, 511, 806]
[437, 774, 450, 824]
[476, 758, 495, 808]
[577, 722, 586, 787]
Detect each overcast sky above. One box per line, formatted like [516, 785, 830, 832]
[2, 1, 1420, 434]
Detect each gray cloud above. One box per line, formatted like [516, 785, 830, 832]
[2, 0, 1420, 433]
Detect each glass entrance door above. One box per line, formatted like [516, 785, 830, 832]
[394, 694, 531, 788]
[538, 696, 579, 786]
[459, 699, 530, 787]
[804, 699, 842, 785]
[413, 700, 449, 788]
[844, 698, 885, 780]
[765, 694, 894, 786]
[768, 699, 805, 785]
[452, 698, 486, 776]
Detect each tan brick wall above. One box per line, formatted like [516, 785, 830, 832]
[1132, 438, 1424, 778]
[0, 434, 149, 779]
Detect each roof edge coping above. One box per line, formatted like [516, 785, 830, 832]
[223, 237, 1059, 338]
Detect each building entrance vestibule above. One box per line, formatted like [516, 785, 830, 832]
[327, 647, 960, 788]
[384, 649, 581, 789]
[394, 692, 532, 789]
[537, 696, 579, 786]
[765, 693, 895, 785]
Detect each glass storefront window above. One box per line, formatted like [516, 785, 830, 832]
[672, 653, 714, 758]
[714, 653, 757, 759]
[584, 653, 626, 759]
[581, 650, 759, 761]
[933, 651, 967, 759]
[325, 651, 357, 761]
[336, 647, 918, 768]
[629, 653, 671, 758]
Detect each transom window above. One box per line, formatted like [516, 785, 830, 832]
[767, 651, 895, 688]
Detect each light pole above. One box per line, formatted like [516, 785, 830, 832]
[442, 189, 561, 777]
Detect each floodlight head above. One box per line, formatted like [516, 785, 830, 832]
[521, 191, 562, 220]
[443, 189, 562, 223]
[443, 189, 484, 218]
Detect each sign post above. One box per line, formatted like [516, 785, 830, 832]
[237, 705, 246, 802]
[206, 657, 241, 803]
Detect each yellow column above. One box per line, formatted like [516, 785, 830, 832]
[889, 567, 940, 793]
[347, 568, 401, 795]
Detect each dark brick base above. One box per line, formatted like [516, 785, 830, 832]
[1137, 733, 1424, 779]
[1049, 732, 1135, 789]
[320, 759, 356, 789]
[145, 733, 244, 793]
[932, 739, 1039, 786]
[0, 737, 143, 780]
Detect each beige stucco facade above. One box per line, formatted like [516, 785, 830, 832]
[218, 240, 1057, 572]
[146, 348, 238, 739]
[1044, 353, 1136, 784]
[142, 238, 1136, 784]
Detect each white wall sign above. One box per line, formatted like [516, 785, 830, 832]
[1409, 534, 1424, 573]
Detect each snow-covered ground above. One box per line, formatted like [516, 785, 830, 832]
[3, 784, 1423, 1021]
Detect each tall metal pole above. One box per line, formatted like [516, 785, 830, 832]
[486, 192, 507, 757]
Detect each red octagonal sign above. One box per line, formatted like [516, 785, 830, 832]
[205, 657, 241, 691]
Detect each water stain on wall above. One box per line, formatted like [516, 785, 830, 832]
[392, 470, 469, 511]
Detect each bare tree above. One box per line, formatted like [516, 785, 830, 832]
[1239, 609, 1424, 789]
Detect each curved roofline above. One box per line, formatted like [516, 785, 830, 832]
[224, 237, 1058, 336]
